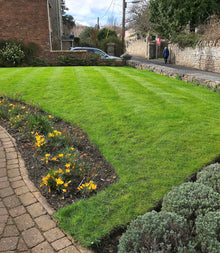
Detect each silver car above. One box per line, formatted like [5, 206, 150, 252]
[70, 47, 121, 60]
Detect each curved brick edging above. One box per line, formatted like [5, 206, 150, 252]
[0, 125, 93, 253]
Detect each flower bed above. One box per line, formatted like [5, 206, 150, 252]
[0, 95, 118, 210]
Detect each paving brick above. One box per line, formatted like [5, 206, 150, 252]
[32, 241, 55, 253]
[35, 214, 56, 232]
[17, 238, 28, 252]
[5, 147, 16, 153]
[0, 207, 8, 215]
[9, 205, 26, 217]
[0, 161, 6, 169]
[14, 213, 34, 231]
[7, 163, 19, 170]
[27, 202, 46, 218]
[0, 186, 14, 197]
[8, 175, 22, 182]
[0, 222, 6, 235]
[0, 180, 9, 188]
[7, 217, 14, 225]
[44, 227, 65, 243]
[7, 168, 20, 178]
[0, 168, 7, 177]
[0, 176, 7, 182]
[14, 185, 29, 195]
[0, 237, 19, 251]
[58, 245, 80, 253]
[19, 192, 37, 206]
[0, 214, 8, 223]
[6, 152, 18, 160]
[3, 195, 20, 208]
[0, 158, 6, 165]
[52, 237, 72, 251]
[7, 158, 19, 165]
[2, 224, 19, 237]
[22, 227, 44, 248]
[11, 180, 25, 189]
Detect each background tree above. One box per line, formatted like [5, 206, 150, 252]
[149, 0, 220, 40]
[127, 0, 151, 36]
[60, 0, 75, 36]
[97, 28, 117, 41]
[79, 27, 99, 47]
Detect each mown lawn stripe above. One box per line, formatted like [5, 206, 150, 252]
[0, 66, 219, 246]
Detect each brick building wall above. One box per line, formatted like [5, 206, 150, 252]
[0, 0, 66, 63]
[0, 0, 50, 59]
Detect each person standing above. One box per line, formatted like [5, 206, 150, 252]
[163, 47, 169, 64]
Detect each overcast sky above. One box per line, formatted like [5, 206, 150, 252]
[65, 0, 123, 27]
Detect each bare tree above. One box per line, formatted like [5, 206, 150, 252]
[127, 0, 151, 36]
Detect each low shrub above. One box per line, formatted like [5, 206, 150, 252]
[171, 32, 201, 48]
[162, 182, 220, 222]
[33, 58, 48, 67]
[0, 40, 39, 66]
[57, 53, 100, 66]
[0, 42, 25, 66]
[195, 211, 220, 253]
[118, 211, 195, 253]
[196, 163, 220, 194]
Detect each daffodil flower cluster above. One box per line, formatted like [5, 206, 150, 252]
[48, 129, 62, 138]
[40, 168, 71, 193]
[34, 132, 46, 148]
[77, 180, 97, 193]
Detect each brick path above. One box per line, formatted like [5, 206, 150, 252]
[0, 125, 93, 253]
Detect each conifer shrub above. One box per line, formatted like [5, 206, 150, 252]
[162, 182, 220, 222]
[118, 211, 195, 253]
[196, 163, 220, 194]
[195, 211, 220, 253]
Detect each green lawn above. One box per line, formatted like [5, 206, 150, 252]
[0, 66, 219, 246]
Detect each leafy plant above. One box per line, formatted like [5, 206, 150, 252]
[40, 168, 71, 194]
[57, 53, 100, 66]
[196, 163, 220, 194]
[162, 182, 220, 222]
[195, 211, 220, 253]
[118, 211, 195, 253]
[0, 42, 25, 66]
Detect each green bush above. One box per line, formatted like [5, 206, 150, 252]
[57, 53, 100, 66]
[99, 36, 123, 57]
[195, 211, 220, 253]
[33, 58, 48, 67]
[162, 182, 220, 222]
[0, 40, 39, 66]
[171, 32, 201, 48]
[196, 163, 220, 194]
[118, 211, 195, 253]
[0, 42, 25, 66]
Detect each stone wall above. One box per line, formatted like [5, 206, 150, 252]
[169, 43, 220, 73]
[126, 39, 148, 58]
[127, 59, 220, 90]
[126, 39, 168, 59]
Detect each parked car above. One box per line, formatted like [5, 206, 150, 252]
[70, 47, 121, 60]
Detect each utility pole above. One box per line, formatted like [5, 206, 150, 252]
[122, 0, 126, 52]
[97, 17, 100, 30]
[122, 1, 140, 53]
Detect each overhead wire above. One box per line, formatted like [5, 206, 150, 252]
[100, 0, 115, 19]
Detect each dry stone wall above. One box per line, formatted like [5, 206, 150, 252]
[169, 43, 220, 74]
